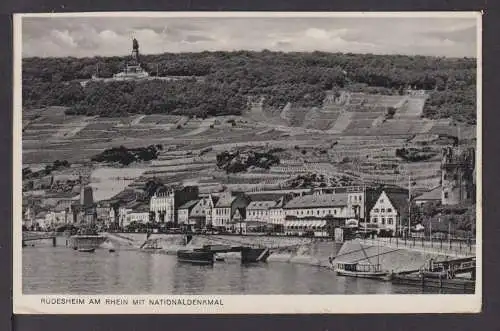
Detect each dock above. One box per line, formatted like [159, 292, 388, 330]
[392, 274, 475, 292]
[22, 232, 57, 247]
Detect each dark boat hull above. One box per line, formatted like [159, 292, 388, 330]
[177, 250, 214, 265]
[69, 235, 107, 250]
[241, 247, 270, 263]
[336, 270, 389, 279]
[78, 248, 95, 253]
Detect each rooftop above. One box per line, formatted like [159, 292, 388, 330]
[415, 186, 442, 201]
[179, 199, 200, 210]
[247, 200, 277, 210]
[215, 193, 237, 208]
[284, 193, 348, 209]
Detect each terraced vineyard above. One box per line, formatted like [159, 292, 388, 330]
[22, 89, 475, 199]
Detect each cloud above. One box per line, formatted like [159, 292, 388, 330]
[21, 16, 478, 58]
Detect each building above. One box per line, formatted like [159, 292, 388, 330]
[246, 200, 276, 223]
[96, 201, 112, 225]
[211, 192, 249, 229]
[202, 194, 219, 227]
[283, 193, 352, 235]
[414, 186, 442, 206]
[179, 196, 219, 229]
[231, 208, 247, 234]
[441, 147, 475, 205]
[125, 204, 150, 227]
[368, 188, 409, 235]
[284, 193, 352, 219]
[269, 196, 288, 230]
[120, 202, 150, 228]
[177, 200, 200, 227]
[109, 206, 117, 225]
[312, 186, 377, 220]
[149, 186, 199, 225]
[34, 212, 50, 230]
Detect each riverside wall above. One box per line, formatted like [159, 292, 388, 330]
[334, 239, 457, 273]
[105, 232, 343, 267]
[104, 233, 450, 271]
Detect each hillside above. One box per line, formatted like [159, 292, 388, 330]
[22, 51, 476, 124]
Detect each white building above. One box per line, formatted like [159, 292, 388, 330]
[246, 200, 276, 223]
[149, 186, 199, 225]
[45, 210, 69, 226]
[125, 211, 149, 227]
[283, 193, 351, 236]
[269, 196, 287, 228]
[212, 193, 249, 229]
[203, 194, 218, 226]
[283, 193, 351, 219]
[118, 207, 133, 228]
[149, 190, 175, 223]
[109, 207, 117, 225]
[120, 203, 150, 228]
[369, 189, 409, 235]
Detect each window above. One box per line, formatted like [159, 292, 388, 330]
[317, 210, 320, 215]
[387, 218, 393, 225]
[387, 208, 392, 213]
[381, 218, 386, 225]
[380, 208, 385, 213]
[334, 210, 337, 215]
[444, 192, 449, 199]
[380, 199, 384, 203]
[372, 217, 378, 223]
[374, 208, 379, 213]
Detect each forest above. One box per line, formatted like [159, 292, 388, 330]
[22, 51, 476, 123]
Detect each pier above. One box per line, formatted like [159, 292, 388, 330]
[334, 237, 476, 291]
[22, 232, 57, 247]
[357, 237, 475, 258]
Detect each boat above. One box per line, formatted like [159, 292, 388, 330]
[335, 262, 390, 279]
[141, 238, 162, 250]
[108, 249, 116, 253]
[240, 247, 271, 263]
[78, 248, 95, 253]
[334, 233, 391, 279]
[177, 249, 214, 265]
[69, 227, 107, 250]
[215, 255, 225, 262]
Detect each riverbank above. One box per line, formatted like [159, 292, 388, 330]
[104, 232, 342, 267]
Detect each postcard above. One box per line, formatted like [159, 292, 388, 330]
[13, 11, 481, 314]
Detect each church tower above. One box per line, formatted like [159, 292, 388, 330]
[441, 146, 475, 205]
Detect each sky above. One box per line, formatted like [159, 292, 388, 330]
[21, 15, 478, 58]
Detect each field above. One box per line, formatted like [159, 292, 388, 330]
[22, 90, 476, 200]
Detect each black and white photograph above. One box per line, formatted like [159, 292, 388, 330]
[13, 12, 481, 314]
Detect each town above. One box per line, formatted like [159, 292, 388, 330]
[22, 144, 476, 241]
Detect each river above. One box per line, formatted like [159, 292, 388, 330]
[22, 239, 462, 295]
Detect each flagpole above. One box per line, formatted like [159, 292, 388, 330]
[429, 217, 432, 243]
[408, 174, 411, 238]
[448, 220, 451, 246]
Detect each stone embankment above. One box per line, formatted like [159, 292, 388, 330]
[104, 233, 453, 272]
[105, 232, 342, 267]
[333, 239, 464, 273]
